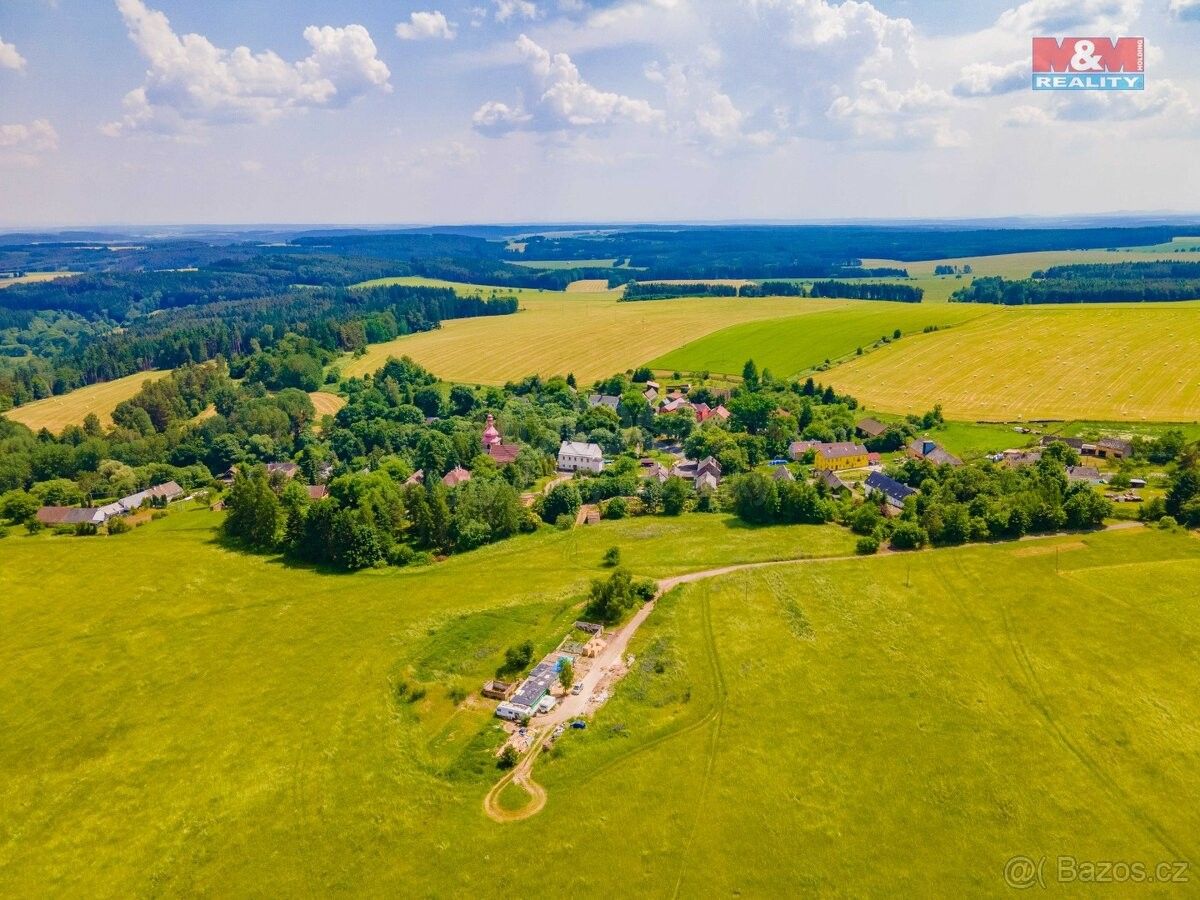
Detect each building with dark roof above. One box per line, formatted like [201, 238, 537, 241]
[864, 471, 917, 508]
[856, 418, 888, 439]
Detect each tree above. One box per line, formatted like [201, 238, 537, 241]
[661, 476, 690, 515]
[603, 545, 621, 567]
[731, 472, 778, 524]
[498, 745, 519, 770]
[541, 482, 581, 524]
[223, 468, 281, 549]
[742, 358, 759, 390]
[499, 641, 534, 677]
[558, 659, 575, 690]
[586, 569, 639, 624]
[1, 490, 40, 524]
[449, 385, 477, 416]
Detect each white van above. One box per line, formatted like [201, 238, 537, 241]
[537, 695, 557, 714]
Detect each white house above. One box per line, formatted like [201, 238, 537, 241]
[557, 441, 605, 473]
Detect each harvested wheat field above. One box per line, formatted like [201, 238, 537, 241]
[826, 304, 1200, 421]
[3, 370, 167, 433]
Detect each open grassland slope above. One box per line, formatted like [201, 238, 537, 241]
[3, 370, 168, 432]
[649, 302, 990, 377]
[0, 508, 853, 897]
[2, 513, 1196, 895]
[826, 304, 1200, 422]
[344, 277, 849, 384]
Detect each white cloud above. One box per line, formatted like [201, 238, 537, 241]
[103, 0, 391, 136]
[645, 59, 772, 147]
[827, 78, 965, 147]
[993, 0, 1140, 34]
[1169, 0, 1200, 19]
[396, 11, 457, 41]
[954, 60, 1026, 97]
[0, 34, 27, 71]
[1004, 104, 1054, 127]
[474, 34, 663, 135]
[0, 119, 59, 167]
[495, 0, 539, 22]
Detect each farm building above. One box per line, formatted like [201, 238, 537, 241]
[36, 506, 105, 527]
[1067, 465, 1103, 484]
[771, 465, 795, 482]
[35, 480, 183, 527]
[908, 438, 962, 467]
[814, 443, 870, 472]
[864, 471, 916, 509]
[481, 680, 516, 701]
[1000, 450, 1043, 468]
[788, 440, 820, 460]
[588, 394, 620, 411]
[856, 418, 888, 439]
[558, 441, 605, 473]
[1085, 438, 1133, 460]
[306, 485, 329, 500]
[405, 470, 424, 486]
[1040, 435, 1086, 451]
[814, 468, 849, 494]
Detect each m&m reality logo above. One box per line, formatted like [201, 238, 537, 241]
[1032, 37, 1144, 91]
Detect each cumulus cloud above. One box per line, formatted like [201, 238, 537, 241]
[103, 0, 391, 136]
[474, 34, 662, 135]
[645, 59, 772, 148]
[0, 119, 59, 167]
[0, 34, 27, 71]
[495, 0, 539, 22]
[827, 79, 965, 147]
[396, 11, 457, 40]
[993, 0, 1140, 34]
[954, 60, 1026, 97]
[1169, 0, 1200, 19]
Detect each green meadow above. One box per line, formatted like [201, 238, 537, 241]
[649, 302, 990, 378]
[3, 506, 1198, 895]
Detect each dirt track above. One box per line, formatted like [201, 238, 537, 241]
[482, 521, 1145, 822]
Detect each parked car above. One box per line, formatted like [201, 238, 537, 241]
[571, 720, 587, 730]
[571, 682, 583, 695]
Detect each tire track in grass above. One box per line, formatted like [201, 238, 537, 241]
[670, 578, 728, 900]
[939, 551, 1192, 861]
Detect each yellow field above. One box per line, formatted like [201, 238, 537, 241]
[308, 391, 346, 417]
[0, 272, 78, 288]
[863, 241, 1200, 304]
[564, 279, 613, 293]
[3, 370, 167, 432]
[826, 304, 1200, 421]
[344, 277, 852, 384]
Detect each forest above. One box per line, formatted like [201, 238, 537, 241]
[951, 261, 1200, 304]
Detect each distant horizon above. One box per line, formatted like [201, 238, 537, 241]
[5, 212, 1200, 237]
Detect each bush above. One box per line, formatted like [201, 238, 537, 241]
[408, 686, 427, 703]
[150, 509, 169, 520]
[554, 514, 574, 531]
[107, 517, 132, 535]
[1158, 515, 1179, 531]
[856, 535, 880, 555]
[498, 745, 519, 770]
[603, 546, 621, 567]
[634, 578, 658, 602]
[603, 496, 628, 520]
[24, 519, 43, 535]
[448, 683, 468, 705]
[889, 521, 927, 550]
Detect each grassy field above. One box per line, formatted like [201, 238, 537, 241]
[826, 304, 1200, 422]
[343, 277, 852, 384]
[0, 508, 856, 895]
[649, 303, 990, 377]
[3, 509, 1197, 894]
[2, 370, 167, 432]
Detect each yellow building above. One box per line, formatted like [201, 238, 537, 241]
[813, 442, 869, 471]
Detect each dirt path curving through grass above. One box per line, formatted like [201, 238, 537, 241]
[482, 521, 1144, 823]
[483, 727, 549, 823]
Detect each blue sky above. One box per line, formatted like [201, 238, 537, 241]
[1, 0, 1198, 226]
